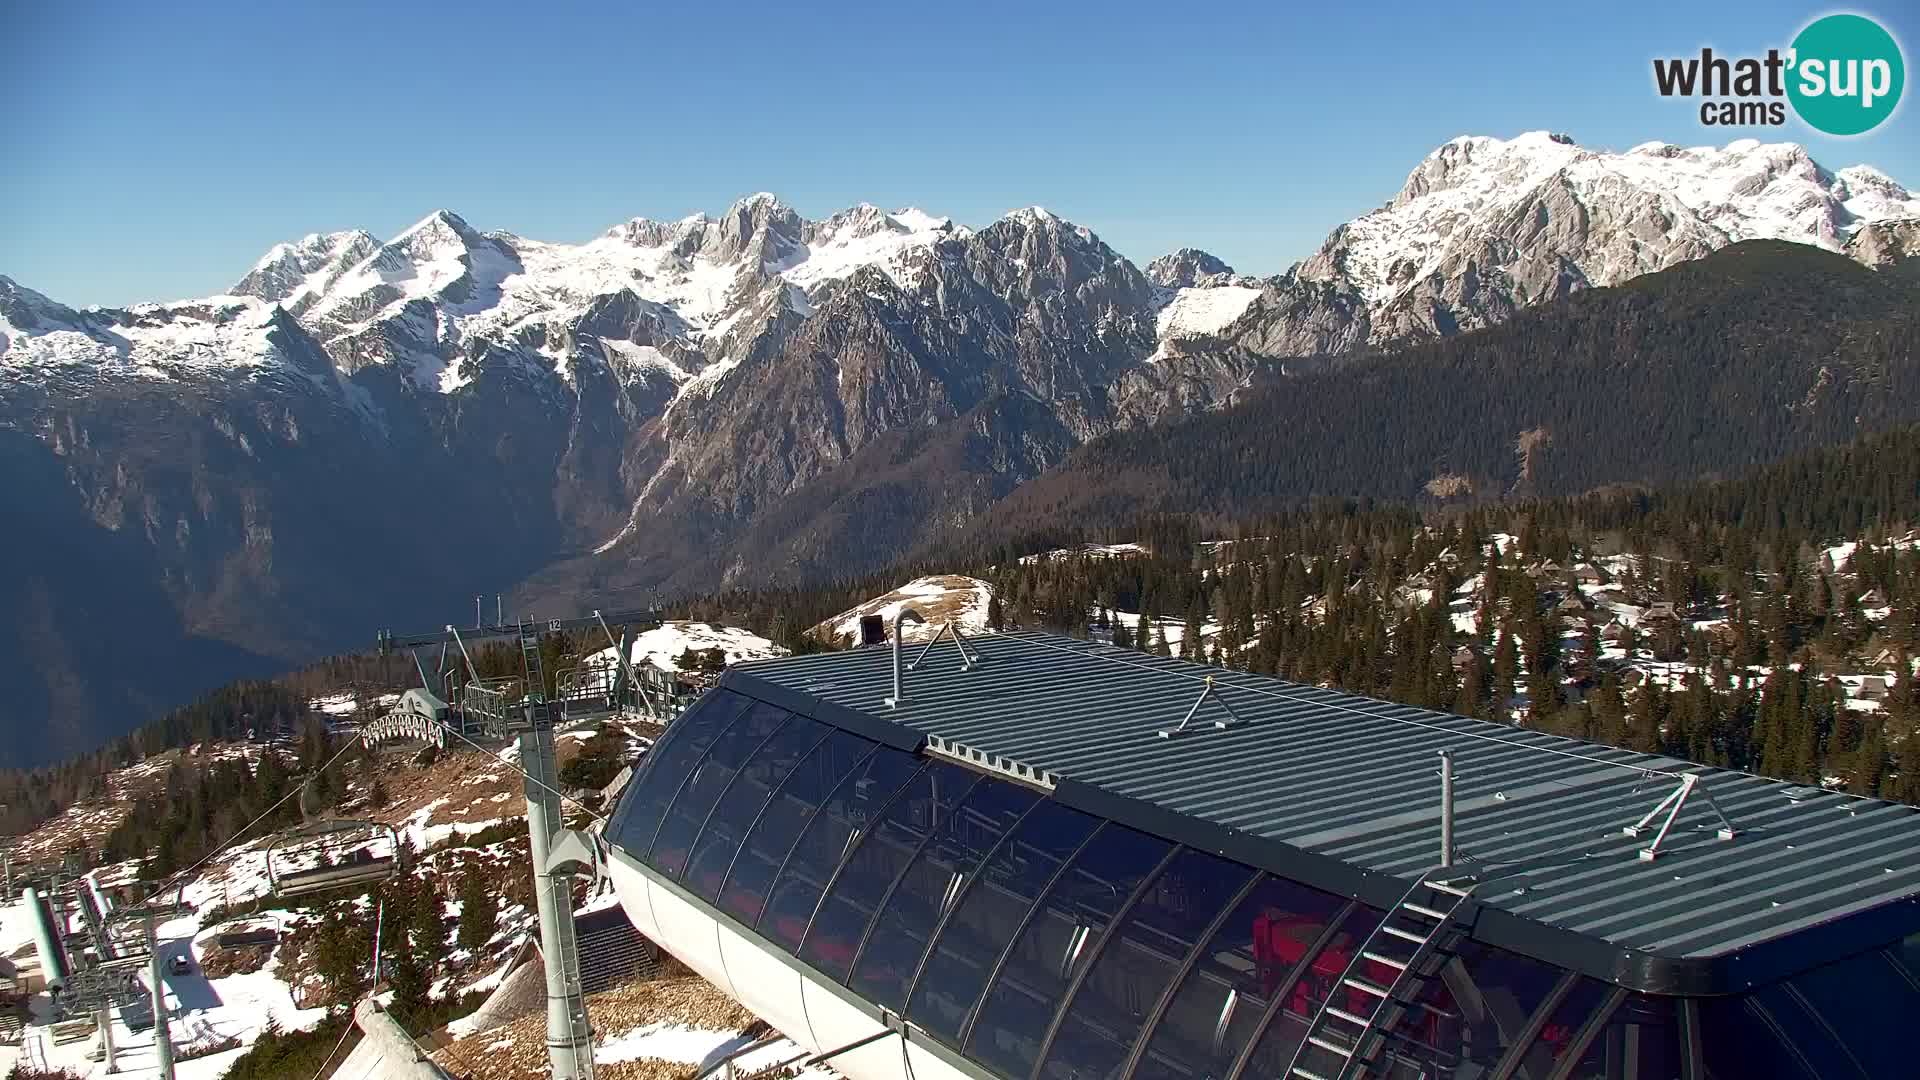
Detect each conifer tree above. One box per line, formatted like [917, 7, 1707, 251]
[456, 866, 499, 958]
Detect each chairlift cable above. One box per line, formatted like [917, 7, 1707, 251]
[129, 735, 364, 913]
[303, 1006, 362, 1080]
[422, 711, 615, 827]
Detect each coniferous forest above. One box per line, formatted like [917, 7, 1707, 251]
[701, 422, 1920, 805]
[7, 420, 1920, 857]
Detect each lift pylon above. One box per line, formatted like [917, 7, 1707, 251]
[375, 606, 669, 1080]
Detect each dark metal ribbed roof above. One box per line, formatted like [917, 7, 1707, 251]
[730, 630, 1920, 970]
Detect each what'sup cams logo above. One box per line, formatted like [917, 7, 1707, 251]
[1653, 12, 1905, 135]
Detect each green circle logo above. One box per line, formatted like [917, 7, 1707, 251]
[1788, 14, 1905, 135]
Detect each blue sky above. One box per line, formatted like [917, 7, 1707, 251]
[5, 1, 1916, 307]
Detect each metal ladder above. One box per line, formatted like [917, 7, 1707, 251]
[519, 621, 547, 703]
[550, 898, 588, 1006]
[1285, 867, 1479, 1080]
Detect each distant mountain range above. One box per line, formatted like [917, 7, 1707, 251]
[2, 133, 1917, 765]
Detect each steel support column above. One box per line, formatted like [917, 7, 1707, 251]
[521, 714, 595, 1080]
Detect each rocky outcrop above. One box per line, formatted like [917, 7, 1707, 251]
[1846, 218, 1920, 272]
[1146, 248, 1234, 289]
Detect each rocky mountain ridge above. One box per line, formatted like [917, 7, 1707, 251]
[1218, 132, 1920, 351]
[2, 134, 1915, 763]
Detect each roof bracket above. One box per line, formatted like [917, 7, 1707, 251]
[1158, 675, 1247, 738]
[909, 620, 983, 673]
[1623, 771, 1736, 861]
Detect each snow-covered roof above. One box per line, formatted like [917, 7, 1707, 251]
[814, 575, 995, 645]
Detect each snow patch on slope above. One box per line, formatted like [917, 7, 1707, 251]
[586, 621, 787, 674]
[779, 204, 963, 290]
[1156, 285, 1262, 341]
[1, 295, 293, 380]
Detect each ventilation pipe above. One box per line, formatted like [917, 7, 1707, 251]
[886, 608, 926, 708]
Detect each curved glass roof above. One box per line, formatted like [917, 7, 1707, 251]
[609, 683, 1920, 1080]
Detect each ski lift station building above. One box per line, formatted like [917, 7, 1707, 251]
[603, 630, 1920, 1080]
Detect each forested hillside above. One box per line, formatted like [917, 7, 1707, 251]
[964, 242, 1920, 538]
[712, 424, 1920, 803]
[11, 411, 1920, 840]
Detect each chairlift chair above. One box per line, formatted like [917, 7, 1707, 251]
[265, 820, 401, 899]
[211, 913, 283, 951]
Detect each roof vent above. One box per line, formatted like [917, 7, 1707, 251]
[1782, 786, 1826, 803]
[885, 612, 981, 710]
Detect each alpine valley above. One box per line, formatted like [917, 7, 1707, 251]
[5, 133, 1919, 764]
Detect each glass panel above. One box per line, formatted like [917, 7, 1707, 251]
[611, 688, 749, 857]
[1790, 948, 1917, 1078]
[680, 716, 826, 903]
[1236, 904, 1382, 1079]
[1374, 940, 1567, 1078]
[717, 730, 874, 927]
[1895, 930, 1920, 984]
[1038, 850, 1253, 1080]
[848, 778, 1039, 1011]
[907, 800, 1101, 1046]
[649, 701, 791, 878]
[1750, 983, 1861, 1080]
[1498, 977, 1608, 1080]
[802, 762, 981, 982]
[966, 824, 1173, 1080]
[1698, 993, 1816, 1080]
[1133, 875, 1350, 1080]
[759, 747, 921, 951]
[1555, 993, 1680, 1080]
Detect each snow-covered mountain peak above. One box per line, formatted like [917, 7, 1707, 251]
[257, 208, 528, 389]
[1312, 132, 1918, 309]
[1002, 205, 1058, 226]
[231, 229, 380, 307]
[890, 208, 957, 235]
[0, 274, 84, 335]
[730, 191, 784, 213]
[987, 206, 1110, 255]
[1836, 165, 1918, 219]
[1147, 248, 1236, 290]
[807, 202, 957, 244]
[601, 213, 704, 251]
[706, 193, 805, 267]
[778, 204, 963, 290]
[380, 209, 491, 262]
[11, 152, 1914, 400]
[1394, 130, 1586, 208]
[244, 230, 377, 275]
[1839, 163, 1901, 189]
[0, 283, 340, 383]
